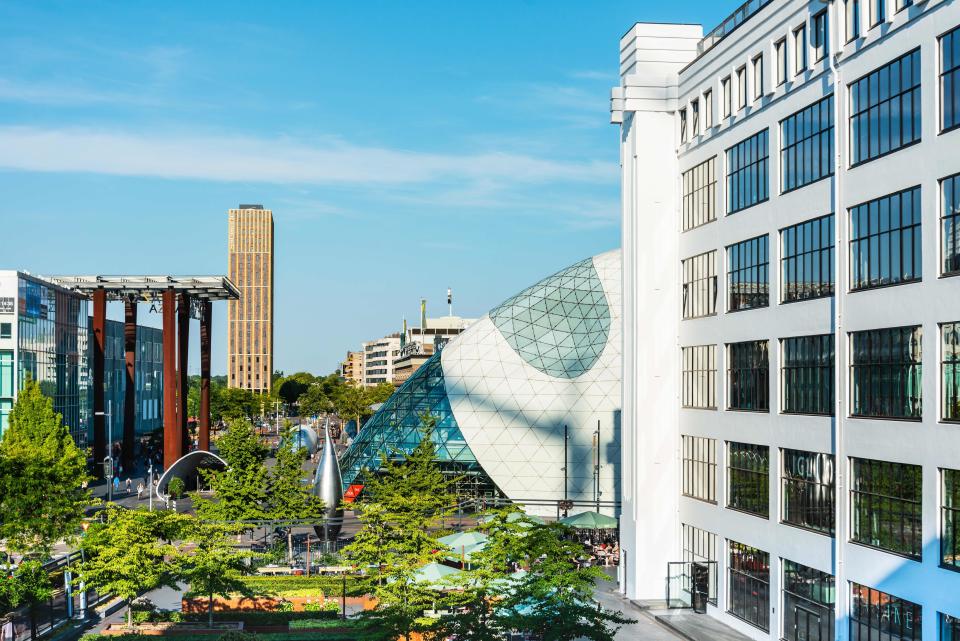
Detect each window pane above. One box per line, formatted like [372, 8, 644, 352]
[727, 129, 769, 214]
[850, 49, 921, 165]
[850, 583, 921, 641]
[782, 334, 835, 415]
[728, 541, 770, 630]
[728, 340, 769, 411]
[682, 345, 717, 409]
[851, 458, 923, 558]
[849, 186, 921, 290]
[681, 436, 716, 502]
[782, 449, 836, 534]
[682, 157, 717, 231]
[728, 442, 769, 517]
[682, 251, 717, 319]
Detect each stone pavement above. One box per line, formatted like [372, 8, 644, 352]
[591, 588, 682, 640]
[629, 600, 752, 641]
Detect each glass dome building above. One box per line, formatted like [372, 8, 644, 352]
[339, 250, 621, 513]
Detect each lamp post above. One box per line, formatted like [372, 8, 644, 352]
[95, 402, 114, 502]
[147, 463, 154, 512]
[78, 522, 89, 620]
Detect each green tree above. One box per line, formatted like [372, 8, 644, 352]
[0, 379, 92, 556]
[214, 388, 259, 421]
[344, 415, 457, 640]
[75, 506, 184, 627]
[297, 384, 334, 417]
[178, 521, 255, 627]
[493, 520, 633, 641]
[1, 560, 53, 640]
[366, 382, 397, 405]
[194, 419, 270, 528]
[268, 423, 326, 560]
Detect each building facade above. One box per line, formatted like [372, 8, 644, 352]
[341, 350, 364, 385]
[361, 334, 401, 386]
[227, 205, 274, 394]
[340, 250, 621, 514]
[91, 318, 164, 442]
[614, 1, 960, 640]
[0, 271, 90, 446]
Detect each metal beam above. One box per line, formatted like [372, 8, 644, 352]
[162, 288, 179, 470]
[122, 299, 137, 473]
[92, 289, 107, 479]
[178, 292, 190, 456]
[199, 300, 212, 452]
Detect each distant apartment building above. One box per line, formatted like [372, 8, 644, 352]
[341, 350, 364, 385]
[227, 205, 274, 394]
[361, 334, 401, 386]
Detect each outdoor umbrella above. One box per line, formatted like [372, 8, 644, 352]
[437, 531, 489, 548]
[558, 511, 618, 530]
[478, 512, 545, 526]
[410, 562, 463, 586]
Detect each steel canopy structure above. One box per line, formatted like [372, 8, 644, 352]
[42, 274, 240, 475]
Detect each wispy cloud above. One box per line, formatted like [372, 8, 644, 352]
[570, 70, 613, 81]
[0, 78, 164, 107]
[0, 126, 616, 187]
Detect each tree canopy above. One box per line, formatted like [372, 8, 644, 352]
[267, 422, 326, 559]
[178, 521, 255, 627]
[193, 419, 270, 525]
[0, 379, 91, 556]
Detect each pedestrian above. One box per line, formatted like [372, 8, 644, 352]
[112, 476, 120, 495]
[125, 478, 132, 494]
[136, 482, 145, 500]
[1, 617, 14, 641]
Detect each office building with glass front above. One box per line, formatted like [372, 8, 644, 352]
[614, 1, 960, 639]
[0, 271, 90, 446]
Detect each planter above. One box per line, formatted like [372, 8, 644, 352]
[101, 622, 244, 636]
[182, 595, 372, 613]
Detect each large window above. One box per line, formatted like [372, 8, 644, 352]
[722, 76, 732, 118]
[728, 340, 769, 411]
[851, 583, 921, 641]
[943, 26, 960, 132]
[682, 436, 717, 502]
[781, 95, 834, 193]
[682, 157, 717, 231]
[943, 613, 960, 640]
[945, 323, 960, 422]
[783, 561, 835, 641]
[850, 325, 922, 419]
[726, 129, 769, 214]
[849, 186, 922, 291]
[682, 251, 717, 319]
[682, 345, 716, 409]
[782, 334, 834, 415]
[681, 524, 717, 604]
[851, 458, 923, 559]
[728, 442, 769, 517]
[727, 234, 769, 311]
[846, 0, 861, 41]
[943, 172, 960, 275]
[850, 48, 921, 166]
[943, 469, 960, 570]
[782, 214, 834, 302]
[728, 541, 769, 631]
[813, 10, 829, 62]
[782, 449, 835, 535]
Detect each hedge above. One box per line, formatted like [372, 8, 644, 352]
[226, 575, 369, 598]
[132, 611, 342, 626]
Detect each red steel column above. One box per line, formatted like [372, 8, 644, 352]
[162, 288, 179, 470]
[92, 288, 107, 478]
[178, 293, 191, 455]
[199, 300, 212, 451]
[122, 299, 138, 473]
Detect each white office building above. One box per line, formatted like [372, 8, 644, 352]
[613, 0, 960, 639]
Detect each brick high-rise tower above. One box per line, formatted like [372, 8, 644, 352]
[227, 205, 274, 394]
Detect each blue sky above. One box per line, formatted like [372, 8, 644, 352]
[0, 0, 728, 375]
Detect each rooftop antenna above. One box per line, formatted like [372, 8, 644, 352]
[420, 298, 427, 334]
[447, 287, 453, 317]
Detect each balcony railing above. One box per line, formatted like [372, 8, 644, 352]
[697, 0, 775, 57]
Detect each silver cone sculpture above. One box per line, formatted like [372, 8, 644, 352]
[312, 419, 344, 542]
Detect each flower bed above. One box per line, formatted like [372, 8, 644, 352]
[100, 622, 243, 637]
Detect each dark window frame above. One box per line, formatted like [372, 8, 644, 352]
[682, 345, 717, 410]
[941, 613, 960, 640]
[722, 76, 732, 118]
[795, 24, 808, 74]
[944, 323, 960, 422]
[727, 442, 770, 518]
[776, 38, 787, 86]
[780, 95, 835, 194]
[850, 325, 922, 419]
[682, 156, 717, 231]
[943, 173, 960, 276]
[942, 468, 960, 571]
[727, 340, 769, 412]
[849, 48, 922, 167]
[850, 458, 923, 560]
[941, 25, 960, 134]
[737, 66, 747, 110]
[682, 435, 717, 502]
[850, 583, 921, 641]
[781, 214, 835, 303]
[782, 449, 836, 535]
[813, 10, 830, 62]
[846, 0, 862, 42]
[849, 186, 922, 291]
[726, 129, 770, 214]
[782, 560, 836, 641]
[727, 234, 769, 312]
[728, 541, 770, 631]
[781, 334, 835, 416]
[682, 250, 718, 319]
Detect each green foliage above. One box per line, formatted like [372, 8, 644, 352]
[194, 419, 270, 525]
[215, 631, 256, 641]
[179, 521, 257, 627]
[0, 379, 92, 555]
[344, 415, 457, 641]
[81, 626, 370, 641]
[0, 559, 54, 640]
[215, 388, 261, 422]
[268, 424, 326, 526]
[76, 506, 186, 627]
[225, 575, 367, 598]
[167, 477, 186, 500]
